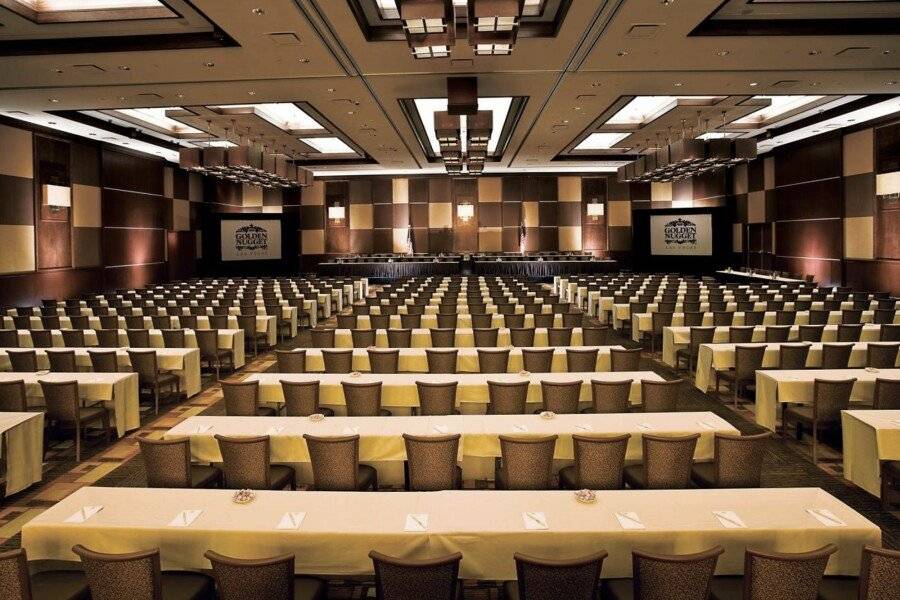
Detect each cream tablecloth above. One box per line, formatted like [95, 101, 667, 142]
[841, 409, 900, 498]
[334, 328, 585, 349]
[354, 313, 566, 330]
[0, 412, 44, 495]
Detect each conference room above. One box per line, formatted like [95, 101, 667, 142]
[0, 1, 898, 599]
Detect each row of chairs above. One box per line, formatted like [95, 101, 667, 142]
[311, 326, 612, 349]
[337, 311, 586, 330]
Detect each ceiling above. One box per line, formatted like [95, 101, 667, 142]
[0, 0, 898, 176]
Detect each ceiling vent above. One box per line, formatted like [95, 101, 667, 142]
[770, 80, 800, 89]
[627, 24, 661, 39]
[835, 46, 871, 57]
[268, 32, 303, 45]
[72, 64, 105, 73]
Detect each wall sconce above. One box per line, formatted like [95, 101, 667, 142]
[586, 201, 604, 221]
[43, 184, 71, 212]
[457, 203, 474, 222]
[328, 204, 346, 223]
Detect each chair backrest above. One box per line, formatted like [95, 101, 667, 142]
[214, 434, 272, 489]
[368, 348, 399, 374]
[0, 379, 27, 412]
[387, 328, 412, 348]
[160, 329, 185, 348]
[779, 343, 811, 370]
[205, 550, 294, 600]
[812, 378, 856, 423]
[504, 313, 525, 329]
[0, 329, 19, 347]
[488, 380, 529, 414]
[837, 323, 863, 342]
[798, 324, 824, 342]
[735, 345, 767, 379]
[127, 350, 159, 381]
[430, 328, 456, 348]
[310, 327, 336, 348]
[873, 378, 900, 410]
[510, 327, 536, 347]
[534, 313, 554, 328]
[572, 434, 629, 489]
[498, 434, 557, 489]
[765, 325, 791, 343]
[566, 348, 598, 373]
[881, 324, 900, 342]
[415, 381, 458, 416]
[821, 343, 854, 369]
[477, 348, 510, 373]
[712, 432, 773, 487]
[0, 548, 35, 600]
[126, 329, 151, 348]
[520, 348, 552, 373]
[281, 380, 321, 416]
[546, 327, 573, 347]
[858, 545, 900, 600]
[342, 380, 383, 416]
[138, 437, 192, 488]
[39, 379, 80, 423]
[609, 348, 641, 372]
[303, 434, 361, 490]
[632, 546, 724, 600]
[322, 348, 353, 373]
[61, 329, 86, 348]
[683, 312, 704, 327]
[403, 433, 461, 491]
[582, 326, 609, 346]
[640, 433, 700, 488]
[743, 544, 836, 600]
[590, 379, 632, 413]
[72, 545, 161, 600]
[275, 350, 306, 373]
[47, 349, 77, 373]
[221, 380, 260, 416]
[337, 314, 358, 329]
[729, 326, 754, 344]
[351, 328, 377, 348]
[867, 343, 899, 369]
[7, 350, 37, 372]
[399, 314, 421, 329]
[640, 379, 681, 412]
[426, 348, 457, 374]
[540, 380, 582, 414]
[512, 551, 608, 600]
[473, 327, 499, 347]
[370, 550, 462, 600]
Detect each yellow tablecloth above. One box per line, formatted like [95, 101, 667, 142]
[0, 412, 44, 495]
[333, 327, 585, 349]
[841, 409, 900, 498]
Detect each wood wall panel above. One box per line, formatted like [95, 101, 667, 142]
[772, 179, 843, 221]
[103, 262, 167, 291]
[844, 259, 900, 295]
[775, 256, 842, 287]
[774, 134, 842, 187]
[103, 228, 165, 266]
[775, 220, 843, 260]
[167, 231, 197, 281]
[101, 149, 163, 195]
[102, 188, 167, 228]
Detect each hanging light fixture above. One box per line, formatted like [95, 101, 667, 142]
[399, 0, 455, 59]
[468, 0, 523, 56]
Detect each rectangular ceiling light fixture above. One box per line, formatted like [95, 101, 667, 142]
[606, 96, 717, 126]
[468, 0, 522, 55]
[399, 0, 455, 58]
[733, 95, 826, 126]
[574, 132, 631, 151]
[8, 0, 175, 22]
[115, 107, 203, 135]
[299, 137, 355, 154]
[213, 103, 325, 132]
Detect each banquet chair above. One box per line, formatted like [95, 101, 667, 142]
[609, 347, 641, 372]
[96, 329, 119, 348]
[0, 548, 89, 600]
[820, 343, 854, 368]
[744, 311, 765, 327]
[303, 434, 378, 491]
[425, 348, 457, 374]
[208, 314, 229, 330]
[713, 311, 733, 327]
[799, 324, 825, 342]
[874, 309, 896, 325]
[281, 380, 333, 417]
[867, 343, 899, 368]
[138, 437, 222, 489]
[128, 350, 180, 414]
[566, 348, 599, 372]
[675, 327, 715, 373]
[30, 329, 53, 349]
[402, 433, 462, 491]
[808, 309, 830, 326]
[275, 349, 306, 373]
[506, 551, 608, 600]
[783, 378, 856, 463]
[124, 315, 146, 330]
[399, 313, 421, 329]
[237, 315, 268, 357]
[430, 328, 456, 348]
[765, 325, 791, 343]
[221, 380, 276, 417]
[623, 433, 700, 489]
[728, 326, 754, 343]
[474, 327, 500, 347]
[547, 327, 573, 347]
[40, 315, 61, 330]
[584, 379, 632, 414]
[322, 348, 353, 374]
[0, 379, 27, 412]
[510, 327, 536, 347]
[310, 327, 336, 348]
[603, 546, 724, 600]
[351, 327, 377, 349]
[837, 323, 863, 342]
[538, 380, 582, 414]
[488, 380, 529, 415]
[714, 344, 766, 408]
[880, 323, 900, 341]
[214, 434, 295, 490]
[873, 378, 900, 410]
[476, 347, 510, 373]
[495, 434, 557, 490]
[708, 544, 836, 600]
[690, 432, 773, 488]
[562, 311, 584, 329]
[582, 325, 609, 346]
[842, 309, 863, 325]
[370, 550, 462, 600]
[160, 329, 186, 349]
[351, 303, 370, 316]
[637, 378, 682, 412]
[47, 350, 77, 373]
[819, 545, 900, 600]
[415, 381, 459, 416]
[11, 315, 31, 330]
[342, 380, 391, 416]
[533, 313, 555, 328]
[776, 310, 797, 326]
[60, 329, 86, 348]
[387, 328, 412, 348]
[683, 311, 705, 327]
[436, 312, 458, 329]
[195, 329, 233, 380]
[368, 348, 399, 374]
[336, 314, 357, 329]
[179, 315, 198, 330]
[7, 349, 37, 372]
[204, 551, 327, 600]
[504, 313, 526, 329]
[779, 343, 811, 369]
[151, 315, 172, 330]
[558, 434, 629, 490]
[126, 329, 151, 348]
[522, 348, 554, 373]
[0, 328, 19, 347]
[469, 312, 493, 329]
[40, 379, 111, 462]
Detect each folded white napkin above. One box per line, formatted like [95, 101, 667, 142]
[267, 426, 285, 435]
[574, 423, 593, 432]
[341, 426, 360, 435]
[432, 425, 449, 434]
[404, 513, 428, 532]
[513, 424, 529, 432]
[168, 509, 203, 527]
[615, 511, 645, 530]
[806, 508, 845, 527]
[276, 512, 306, 530]
[522, 512, 548, 530]
[713, 510, 746, 529]
[64, 505, 103, 523]
[637, 423, 653, 431]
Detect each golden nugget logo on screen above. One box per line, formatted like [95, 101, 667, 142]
[234, 223, 269, 254]
[663, 218, 698, 246]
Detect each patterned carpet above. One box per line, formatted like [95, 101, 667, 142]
[1, 308, 897, 597]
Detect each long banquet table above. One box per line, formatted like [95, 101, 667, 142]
[0, 411, 44, 495]
[21, 486, 879, 580]
[333, 327, 585, 348]
[841, 409, 900, 498]
[754, 368, 900, 431]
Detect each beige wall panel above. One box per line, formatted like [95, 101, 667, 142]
[522, 202, 539, 227]
[242, 184, 263, 208]
[478, 227, 502, 251]
[733, 223, 743, 253]
[651, 182, 673, 203]
[0, 225, 35, 274]
[747, 191, 766, 224]
[188, 173, 204, 203]
[392, 178, 409, 204]
[844, 216, 874, 259]
[733, 163, 749, 195]
[262, 205, 283, 214]
[557, 177, 581, 202]
[0, 123, 33, 179]
[350, 204, 373, 229]
[71, 184, 102, 228]
[172, 198, 190, 232]
[558, 226, 582, 251]
[429, 202, 452, 229]
[163, 167, 174, 199]
[876, 171, 900, 196]
[764, 157, 775, 190]
[607, 200, 631, 227]
[843, 128, 874, 177]
[478, 177, 501, 202]
[302, 180, 325, 205]
[302, 229, 325, 254]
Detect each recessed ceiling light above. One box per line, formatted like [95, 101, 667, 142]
[886, 81, 898, 86]
[573, 106, 582, 111]
[717, 50, 730, 56]
[327, 88, 335, 93]
[590, 82, 601, 87]
[176, 93, 185, 98]
[808, 50, 821, 56]
[298, 57, 310, 63]
[204, 61, 215, 68]
[118, 65, 130, 71]
[673, 82, 683, 87]
[248, 90, 256, 96]
[49, 98, 59, 103]
[749, 82, 758, 87]
[616, 49, 629, 56]
[883, 49, 893, 55]
[51, 68, 63, 74]
[347, 111, 355, 115]
[251, 7, 265, 15]
[118, 96, 126, 101]
[810, 82, 822, 87]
